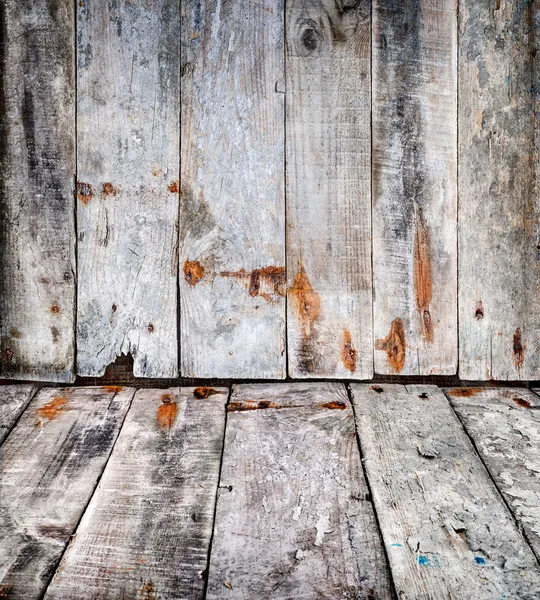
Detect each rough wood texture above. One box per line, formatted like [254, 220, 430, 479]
[372, 0, 457, 375]
[180, 0, 286, 379]
[350, 383, 540, 598]
[0, 386, 133, 599]
[458, 1, 540, 380]
[286, 1, 372, 380]
[448, 386, 540, 560]
[0, 384, 37, 446]
[76, 0, 180, 378]
[45, 386, 227, 600]
[206, 383, 392, 599]
[0, 0, 75, 382]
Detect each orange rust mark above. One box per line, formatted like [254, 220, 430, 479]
[375, 318, 406, 373]
[513, 328, 525, 370]
[103, 385, 123, 393]
[414, 215, 433, 343]
[77, 181, 93, 204]
[168, 180, 179, 193]
[194, 387, 221, 399]
[447, 387, 483, 397]
[318, 400, 347, 410]
[341, 329, 357, 373]
[289, 266, 321, 336]
[102, 182, 119, 197]
[513, 396, 532, 408]
[183, 260, 205, 286]
[228, 398, 347, 412]
[156, 394, 178, 430]
[140, 581, 156, 600]
[220, 266, 286, 301]
[36, 396, 70, 423]
[50, 304, 60, 314]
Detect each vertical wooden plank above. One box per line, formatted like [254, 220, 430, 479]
[372, 0, 457, 375]
[0, 0, 75, 382]
[0, 386, 134, 599]
[76, 0, 180, 378]
[286, 1, 373, 379]
[45, 386, 227, 600]
[206, 383, 393, 599]
[0, 384, 37, 446]
[180, 0, 286, 378]
[350, 384, 540, 598]
[458, 1, 540, 380]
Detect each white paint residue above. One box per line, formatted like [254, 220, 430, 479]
[314, 514, 331, 547]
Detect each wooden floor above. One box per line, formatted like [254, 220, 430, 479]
[1, 383, 540, 599]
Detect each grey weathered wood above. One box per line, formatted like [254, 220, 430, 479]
[0, 0, 75, 382]
[448, 386, 540, 560]
[206, 383, 392, 599]
[350, 383, 540, 599]
[372, 0, 458, 375]
[76, 0, 180, 378]
[458, 1, 540, 380]
[0, 384, 37, 446]
[286, 0, 372, 379]
[45, 386, 227, 600]
[180, 0, 286, 379]
[0, 386, 134, 599]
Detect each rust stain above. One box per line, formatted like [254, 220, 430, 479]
[513, 396, 532, 408]
[168, 180, 179, 193]
[194, 387, 221, 399]
[341, 329, 357, 373]
[318, 400, 347, 410]
[513, 328, 525, 370]
[414, 214, 433, 343]
[156, 394, 178, 430]
[0, 584, 13, 599]
[228, 399, 347, 412]
[50, 304, 60, 314]
[220, 266, 286, 301]
[36, 396, 70, 423]
[447, 387, 483, 397]
[140, 581, 156, 600]
[475, 301, 484, 320]
[183, 260, 205, 286]
[375, 318, 406, 373]
[102, 182, 119, 197]
[147, 322, 154, 333]
[103, 385, 123, 393]
[77, 181, 94, 204]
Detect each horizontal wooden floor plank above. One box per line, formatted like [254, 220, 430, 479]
[206, 383, 393, 599]
[350, 383, 540, 599]
[0, 384, 37, 445]
[44, 386, 228, 600]
[448, 387, 540, 560]
[0, 386, 134, 599]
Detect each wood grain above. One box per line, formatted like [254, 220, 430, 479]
[44, 386, 227, 600]
[76, 0, 180, 378]
[458, 0, 540, 380]
[0, 386, 134, 599]
[0, 384, 37, 446]
[350, 383, 540, 599]
[372, 0, 458, 375]
[180, 0, 286, 379]
[448, 386, 540, 560]
[206, 383, 392, 599]
[286, 0, 372, 379]
[0, 0, 75, 382]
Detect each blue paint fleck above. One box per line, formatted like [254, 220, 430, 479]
[475, 556, 486, 565]
[416, 555, 431, 567]
[391, 543, 402, 547]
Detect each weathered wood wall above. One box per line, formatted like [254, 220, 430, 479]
[0, 0, 538, 381]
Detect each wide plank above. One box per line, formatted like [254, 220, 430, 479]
[0, 384, 37, 446]
[448, 386, 540, 559]
[350, 384, 540, 599]
[206, 383, 392, 599]
[0, 386, 134, 599]
[180, 0, 286, 378]
[458, 1, 540, 380]
[0, 0, 75, 382]
[286, 0, 372, 379]
[76, 0, 180, 378]
[372, 0, 458, 375]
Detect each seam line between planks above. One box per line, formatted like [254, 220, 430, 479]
[0, 386, 40, 450]
[72, 0, 79, 383]
[283, 0, 289, 379]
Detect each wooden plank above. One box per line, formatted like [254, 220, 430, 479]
[286, 1, 372, 379]
[372, 0, 457, 375]
[0, 386, 134, 599]
[76, 0, 180, 378]
[350, 383, 540, 598]
[0, 384, 37, 446]
[448, 386, 540, 560]
[180, 0, 286, 379]
[0, 0, 75, 382]
[458, 1, 540, 380]
[206, 383, 392, 599]
[44, 386, 227, 600]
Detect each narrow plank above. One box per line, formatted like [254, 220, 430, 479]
[0, 384, 37, 446]
[0, 386, 133, 599]
[458, 1, 540, 380]
[206, 383, 392, 599]
[76, 0, 180, 378]
[44, 386, 227, 600]
[372, 0, 457, 375]
[0, 0, 75, 382]
[448, 387, 540, 559]
[180, 0, 286, 378]
[350, 384, 540, 599]
[286, 2, 372, 379]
